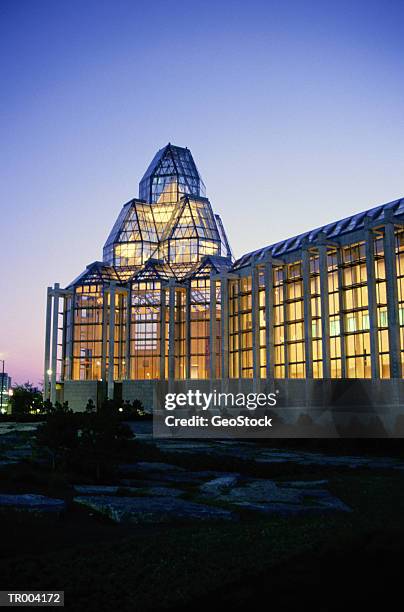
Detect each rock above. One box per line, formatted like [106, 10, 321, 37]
[74, 495, 236, 523]
[74, 484, 184, 498]
[200, 475, 239, 494]
[282, 480, 329, 488]
[136, 487, 183, 498]
[133, 462, 187, 472]
[200, 478, 351, 516]
[0, 460, 19, 467]
[73, 485, 119, 495]
[0, 494, 65, 513]
[256, 451, 404, 471]
[118, 478, 173, 488]
[119, 462, 233, 485]
[0, 423, 40, 437]
[226, 480, 303, 504]
[3, 449, 32, 459]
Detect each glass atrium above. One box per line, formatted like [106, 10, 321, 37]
[44, 144, 404, 403]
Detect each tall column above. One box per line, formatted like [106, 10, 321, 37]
[60, 294, 67, 380]
[50, 283, 60, 405]
[101, 289, 108, 382]
[209, 275, 217, 380]
[336, 249, 346, 377]
[252, 265, 260, 387]
[125, 286, 131, 379]
[43, 286, 52, 400]
[66, 291, 75, 381]
[265, 260, 274, 379]
[318, 245, 331, 378]
[237, 281, 242, 378]
[185, 285, 191, 379]
[365, 230, 380, 378]
[282, 266, 289, 378]
[107, 283, 116, 399]
[220, 275, 229, 381]
[302, 249, 313, 378]
[384, 222, 402, 378]
[168, 281, 176, 385]
[160, 286, 166, 380]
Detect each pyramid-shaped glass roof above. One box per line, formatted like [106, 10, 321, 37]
[69, 144, 232, 289]
[139, 143, 206, 204]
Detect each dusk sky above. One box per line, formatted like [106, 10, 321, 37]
[1, 0, 404, 384]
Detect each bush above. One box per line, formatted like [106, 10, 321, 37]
[35, 402, 79, 470]
[121, 399, 150, 420]
[35, 402, 134, 480]
[9, 383, 43, 417]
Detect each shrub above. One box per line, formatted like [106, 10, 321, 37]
[35, 401, 134, 480]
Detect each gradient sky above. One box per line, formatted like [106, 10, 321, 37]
[1, 0, 404, 384]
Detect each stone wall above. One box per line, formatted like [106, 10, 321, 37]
[121, 381, 155, 412]
[151, 378, 404, 436]
[60, 378, 404, 436]
[63, 380, 106, 412]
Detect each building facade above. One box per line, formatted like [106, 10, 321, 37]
[0, 372, 12, 414]
[44, 144, 404, 432]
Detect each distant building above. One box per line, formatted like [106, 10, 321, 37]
[44, 143, 404, 434]
[0, 372, 11, 414]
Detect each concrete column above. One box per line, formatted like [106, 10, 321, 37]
[252, 265, 260, 388]
[318, 245, 331, 378]
[168, 281, 176, 384]
[220, 275, 229, 381]
[160, 286, 166, 380]
[66, 291, 75, 381]
[336, 249, 347, 377]
[101, 289, 108, 382]
[384, 222, 402, 378]
[302, 249, 313, 378]
[50, 283, 60, 405]
[125, 286, 131, 379]
[282, 267, 289, 378]
[185, 284, 191, 379]
[365, 230, 380, 378]
[107, 283, 116, 399]
[237, 281, 242, 378]
[265, 260, 274, 379]
[43, 286, 52, 400]
[61, 297, 67, 381]
[209, 275, 217, 380]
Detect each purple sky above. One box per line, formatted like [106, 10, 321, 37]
[1, 0, 404, 384]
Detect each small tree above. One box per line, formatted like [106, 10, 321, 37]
[36, 401, 134, 479]
[42, 399, 53, 415]
[85, 398, 95, 413]
[35, 403, 79, 470]
[77, 408, 133, 480]
[10, 383, 43, 416]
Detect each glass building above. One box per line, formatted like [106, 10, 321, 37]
[44, 144, 404, 411]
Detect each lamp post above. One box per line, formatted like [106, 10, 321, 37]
[46, 369, 52, 401]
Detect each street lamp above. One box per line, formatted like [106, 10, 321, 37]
[45, 369, 53, 402]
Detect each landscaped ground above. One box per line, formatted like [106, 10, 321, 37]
[0, 421, 404, 610]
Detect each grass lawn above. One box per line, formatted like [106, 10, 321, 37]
[1, 447, 403, 611]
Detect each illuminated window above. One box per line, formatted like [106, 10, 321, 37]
[342, 242, 371, 378]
